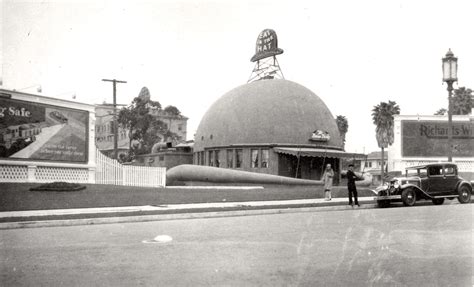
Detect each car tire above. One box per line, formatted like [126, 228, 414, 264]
[401, 188, 416, 206]
[377, 200, 390, 208]
[457, 185, 472, 204]
[432, 198, 445, 205]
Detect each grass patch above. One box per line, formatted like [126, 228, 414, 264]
[1, 182, 375, 212]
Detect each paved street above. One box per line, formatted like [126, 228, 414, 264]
[1, 203, 472, 286]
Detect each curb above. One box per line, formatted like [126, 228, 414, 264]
[0, 203, 377, 230]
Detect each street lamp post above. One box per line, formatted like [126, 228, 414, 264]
[442, 49, 458, 162]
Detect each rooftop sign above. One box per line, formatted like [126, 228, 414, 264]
[250, 29, 284, 62]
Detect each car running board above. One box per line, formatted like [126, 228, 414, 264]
[432, 195, 458, 199]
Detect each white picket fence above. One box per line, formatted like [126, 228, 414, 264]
[95, 150, 166, 187]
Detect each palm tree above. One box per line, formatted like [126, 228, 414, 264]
[371, 101, 400, 182]
[335, 115, 349, 150]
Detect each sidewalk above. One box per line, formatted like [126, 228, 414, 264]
[0, 196, 376, 229]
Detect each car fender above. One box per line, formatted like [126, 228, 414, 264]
[456, 180, 473, 192]
[371, 185, 388, 196]
[370, 189, 379, 196]
[400, 183, 432, 199]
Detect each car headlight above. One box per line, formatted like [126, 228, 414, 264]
[390, 180, 400, 189]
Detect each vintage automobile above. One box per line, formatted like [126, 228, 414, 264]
[49, 111, 68, 123]
[374, 163, 472, 208]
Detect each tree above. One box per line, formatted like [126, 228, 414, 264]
[434, 86, 472, 115]
[452, 87, 472, 115]
[335, 115, 349, 150]
[117, 91, 175, 160]
[434, 108, 447, 115]
[164, 105, 181, 116]
[371, 101, 400, 182]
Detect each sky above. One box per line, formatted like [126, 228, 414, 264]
[2, 0, 473, 153]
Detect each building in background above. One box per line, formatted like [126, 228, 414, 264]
[360, 151, 388, 185]
[94, 103, 188, 160]
[134, 140, 193, 169]
[95, 103, 130, 160]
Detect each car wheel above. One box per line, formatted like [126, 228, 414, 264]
[377, 200, 390, 208]
[457, 185, 472, 204]
[401, 188, 416, 206]
[432, 198, 445, 205]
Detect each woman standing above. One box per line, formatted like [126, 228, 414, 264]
[322, 164, 334, 201]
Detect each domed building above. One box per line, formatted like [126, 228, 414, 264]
[194, 79, 364, 182]
[193, 29, 363, 183]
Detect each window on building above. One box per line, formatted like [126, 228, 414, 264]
[159, 155, 164, 161]
[178, 124, 183, 131]
[261, 149, 269, 168]
[196, 152, 200, 165]
[235, 149, 243, 168]
[227, 150, 234, 168]
[200, 152, 205, 165]
[251, 149, 259, 168]
[367, 162, 372, 168]
[209, 150, 214, 166]
[215, 150, 220, 167]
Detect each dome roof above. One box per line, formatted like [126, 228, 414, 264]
[194, 79, 342, 151]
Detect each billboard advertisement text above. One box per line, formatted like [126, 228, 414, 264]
[402, 120, 473, 157]
[0, 98, 88, 163]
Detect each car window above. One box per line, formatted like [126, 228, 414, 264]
[428, 166, 443, 176]
[418, 168, 428, 178]
[444, 166, 455, 176]
[406, 169, 418, 177]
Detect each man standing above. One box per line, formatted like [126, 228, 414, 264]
[346, 164, 360, 207]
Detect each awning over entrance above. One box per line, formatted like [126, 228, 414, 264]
[274, 147, 366, 160]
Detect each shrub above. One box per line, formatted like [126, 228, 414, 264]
[30, 181, 86, 192]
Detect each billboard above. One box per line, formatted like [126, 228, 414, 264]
[402, 120, 474, 157]
[0, 97, 88, 163]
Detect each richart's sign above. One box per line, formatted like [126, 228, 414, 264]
[402, 120, 473, 157]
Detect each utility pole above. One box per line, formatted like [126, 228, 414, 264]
[102, 79, 127, 160]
